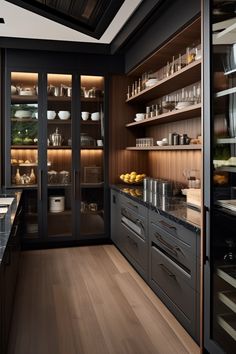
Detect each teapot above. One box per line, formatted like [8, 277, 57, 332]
[50, 128, 63, 146]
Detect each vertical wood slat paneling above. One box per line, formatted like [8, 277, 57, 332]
[109, 75, 148, 183]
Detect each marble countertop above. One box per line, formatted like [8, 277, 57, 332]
[0, 189, 22, 264]
[111, 185, 201, 233]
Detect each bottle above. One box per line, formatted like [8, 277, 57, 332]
[29, 168, 36, 184]
[15, 168, 21, 185]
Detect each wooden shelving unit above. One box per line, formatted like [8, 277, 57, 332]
[126, 60, 201, 103]
[126, 145, 202, 151]
[126, 103, 201, 127]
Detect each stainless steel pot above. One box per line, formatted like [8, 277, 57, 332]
[50, 128, 62, 146]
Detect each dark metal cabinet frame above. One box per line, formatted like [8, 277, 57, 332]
[3, 52, 110, 245]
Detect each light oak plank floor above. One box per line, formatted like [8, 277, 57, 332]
[8, 245, 200, 354]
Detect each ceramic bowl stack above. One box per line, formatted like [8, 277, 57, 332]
[134, 113, 145, 122]
[145, 78, 158, 88]
[175, 101, 194, 110]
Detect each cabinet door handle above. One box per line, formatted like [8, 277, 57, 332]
[154, 232, 178, 256]
[159, 263, 176, 278]
[127, 201, 138, 209]
[38, 170, 42, 201]
[12, 224, 19, 238]
[136, 219, 144, 230]
[159, 219, 177, 231]
[73, 170, 77, 199]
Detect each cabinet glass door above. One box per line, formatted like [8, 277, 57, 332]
[80, 75, 105, 237]
[10, 72, 39, 239]
[210, 1, 236, 352]
[46, 73, 73, 238]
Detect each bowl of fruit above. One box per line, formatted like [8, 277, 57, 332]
[120, 171, 146, 185]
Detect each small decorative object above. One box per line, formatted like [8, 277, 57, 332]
[29, 168, 36, 184]
[58, 110, 70, 120]
[91, 112, 100, 121]
[80, 133, 96, 147]
[50, 128, 63, 146]
[15, 168, 21, 185]
[89, 203, 98, 212]
[81, 111, 89, 120]
[47, 110, 56, 120]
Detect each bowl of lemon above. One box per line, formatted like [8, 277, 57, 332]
[120, 171, 146, 185]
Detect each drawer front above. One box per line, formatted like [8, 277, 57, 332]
[121, 205, 147, 241]
[150, 243, 194, 321]
[150, 222, 195, 285]
[120, 194, 148, 219]
[150, 209, 197, 253]
[121, 221, 148, 273]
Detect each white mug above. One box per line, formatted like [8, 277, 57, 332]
[97, 139, 103, 147]
[81, 111, 89, 120]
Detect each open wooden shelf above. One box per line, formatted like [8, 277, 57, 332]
[126, 59, 201, 103]
[11, 95, 38, 104]
[11, 118, 38, 122]
[81, 182, 104, 188]
[126, 103, 201, 127]
[81, 146, 103, 150]
[128, 17, 201, 76]
[11, 145, 38, 149]
[126, 145, 202, 151]
[81, 120, 101, 125]
[81, 97, 103, 103]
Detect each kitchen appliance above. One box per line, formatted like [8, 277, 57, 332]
[49, 196, 65, 213]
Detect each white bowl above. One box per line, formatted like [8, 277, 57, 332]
[81, 111, 89, 120]
[91, 112, 100, 121]
[58, 110, 70, 120]
[176, 101, 193, 110]
[134, 117, 144, 122]
[14, 110, 32, 118]
[47, 110, 56, 120]
[156, 140, 168, 146]
[136, 113, 145, 119]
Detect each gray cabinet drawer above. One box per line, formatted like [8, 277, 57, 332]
[150, 222, 196, 288]
[121, 221, 148, 279]
[150, 209, 197, 254]
[120, 194, 148, 219]
[150, 243, 196, 337]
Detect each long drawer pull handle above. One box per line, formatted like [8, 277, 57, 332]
[154, 232, 177, 256]
[127, 201, 138, 209]
[159, 219, 177, 231]
[136, 219, 144, 230]
[159, 263, 176, 278]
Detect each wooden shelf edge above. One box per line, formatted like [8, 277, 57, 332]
[126, 145, 202, 151]
[126, 103, 202, 127]
[126, 59, 201, 103]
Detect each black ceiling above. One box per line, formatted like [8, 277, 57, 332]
[5, 0, 125, 39]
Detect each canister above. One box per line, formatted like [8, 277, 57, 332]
[49, 196, 65, 213]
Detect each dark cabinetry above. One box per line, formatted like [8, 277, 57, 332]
[110, 189, 200, 342]
[149, 209, 199, 341]
[0, 201, 22, 354]
[5, 70, 107, 244]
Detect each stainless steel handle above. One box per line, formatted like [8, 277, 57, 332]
[38, 170, 42, 201]
[127, 201, 138, 209]
[12, 224, 19, 238]
[159, 263, 176, 278]
[73, 170, 76, 198]
[154, 232, 178, 256]
[204, 205, 210, 263]
[136, 219, 144, 230]
[159, 219, 177, 231]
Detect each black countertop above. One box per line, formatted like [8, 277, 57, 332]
[0, 189, 22, 264]
[111, 185, 201, 233]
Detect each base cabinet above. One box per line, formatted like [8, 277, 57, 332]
[0, 202, 22, 354]
[110, 189, 200, 342]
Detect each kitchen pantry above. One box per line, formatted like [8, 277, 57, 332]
[0, 0, 236, 354]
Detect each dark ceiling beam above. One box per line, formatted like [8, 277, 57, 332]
[5, 0, 125, 39]
[110, 0, 165, 54]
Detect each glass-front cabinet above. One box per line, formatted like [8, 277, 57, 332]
[204, 1, 236, 353]
[80, 76, 105, 237]
[6, 71, 106, 243]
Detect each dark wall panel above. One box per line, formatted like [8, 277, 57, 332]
[6, 49, 124, 74]
[124, 0, 200, 73]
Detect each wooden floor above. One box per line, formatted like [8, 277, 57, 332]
[8, 245, 200, 354]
